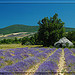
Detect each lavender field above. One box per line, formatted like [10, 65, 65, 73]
[0, 47, 75, 75]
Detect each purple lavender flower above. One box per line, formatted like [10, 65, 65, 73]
[28, 50, 39, 56]
[4, 52, 12, 57]
[21, 54, 29, 58]
[35, 52, 47, 59]
[71, 48, 75, 54]
[0, 50, 4, 56]
[14, 61, 28, 71]
[0, 68, 13, 75]
[12, 55, 23, 61]
[37, 48, 48, 52]
[34, 48, 61, 75]
[3, 65, 18, 72]
[64, 48, 75, 72]
[23, 57, 40, 68]
[36, 61, 58, 72]
[47, 48, 62, 63]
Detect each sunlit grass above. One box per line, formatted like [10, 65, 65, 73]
[0, 56, 5, 59]
[5, 60, 13, 65]
[10, 53, 15, 56]
[0, 63, 4, 68]
[0, 44, 42, 50]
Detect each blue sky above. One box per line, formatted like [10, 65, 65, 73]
[0, 0, 75, 28]
[0, 0, 75, 1]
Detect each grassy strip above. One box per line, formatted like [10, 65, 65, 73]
[0, 44, 42, 49]
[56, 49, 67, 75]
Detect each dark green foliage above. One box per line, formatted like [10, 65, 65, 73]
[38, 13, 65, 46]
[25, 41, 31, 45]
[13, 37, 20, 44]
[21, 33, 41, 45]
[30, 36, 35, 45]
[30, 33, 42, 45]
[0, 38, 21, 44]
[0, 39, 12, 44]
[21, 37, 30, 45]
[66, 31, 75, 41]
[0, 24, 74, 35]
[0, 24, 39, 35]
[0, 34, 41, 45]
[72, 41, 75, 45]
[66, 31, 75, 48]
[72, 41, 75, 48]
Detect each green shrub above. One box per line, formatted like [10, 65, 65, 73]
[72, 41, 75, 48]
[49, 45, 54, 48]
[25, 41, 31, 45]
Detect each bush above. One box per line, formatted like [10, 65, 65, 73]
[25, 41, 31, 45]
[49, 45, 54, 48]
[72, 41, 75, 48]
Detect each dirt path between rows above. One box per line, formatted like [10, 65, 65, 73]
[56, 49, 66, 75]
[25, 49, 57, 75]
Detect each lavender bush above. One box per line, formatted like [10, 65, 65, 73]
[34, 48, 62, 75]
[64, 48, 75, 72]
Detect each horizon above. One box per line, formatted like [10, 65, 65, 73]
[0, 1, 75, 28]
[0, 24, 75, 29]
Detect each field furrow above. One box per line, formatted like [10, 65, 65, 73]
[34, 48, 62, 75]
[0, 47, 75, 75]
[56, 49, 67, 75]
[25, 48, 57, 75]
[64, 48, 75, 75]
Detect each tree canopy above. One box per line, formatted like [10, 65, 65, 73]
[38, 13, 65, 46]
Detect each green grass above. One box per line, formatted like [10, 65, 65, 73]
[4, 60, 13, 65]
[0, 44, 42, 49]
[0, 56, 5, 59]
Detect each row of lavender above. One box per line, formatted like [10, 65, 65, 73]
[64, 48, 75, 74]
[34, 48, 62, 75]
[0, 47, 56, 74]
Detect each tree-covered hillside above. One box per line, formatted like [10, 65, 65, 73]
[0, 24, 75, 35]
[0, 24, 39, 35]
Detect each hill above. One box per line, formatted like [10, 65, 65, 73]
[0, 24, 75, 35]
[0, 24, 39, 35]
[65, 27, 75, 32]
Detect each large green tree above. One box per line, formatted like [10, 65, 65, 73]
[38, 13, 65, 46]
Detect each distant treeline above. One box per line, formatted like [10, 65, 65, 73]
[0, 31, 75, 47]
[65, 27, 75, 32]
[0, 33, 41, 45]
[0, 37, 21, 44]
[0, 24, 75, 35]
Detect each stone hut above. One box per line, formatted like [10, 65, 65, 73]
[54, 37, 73, 47]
